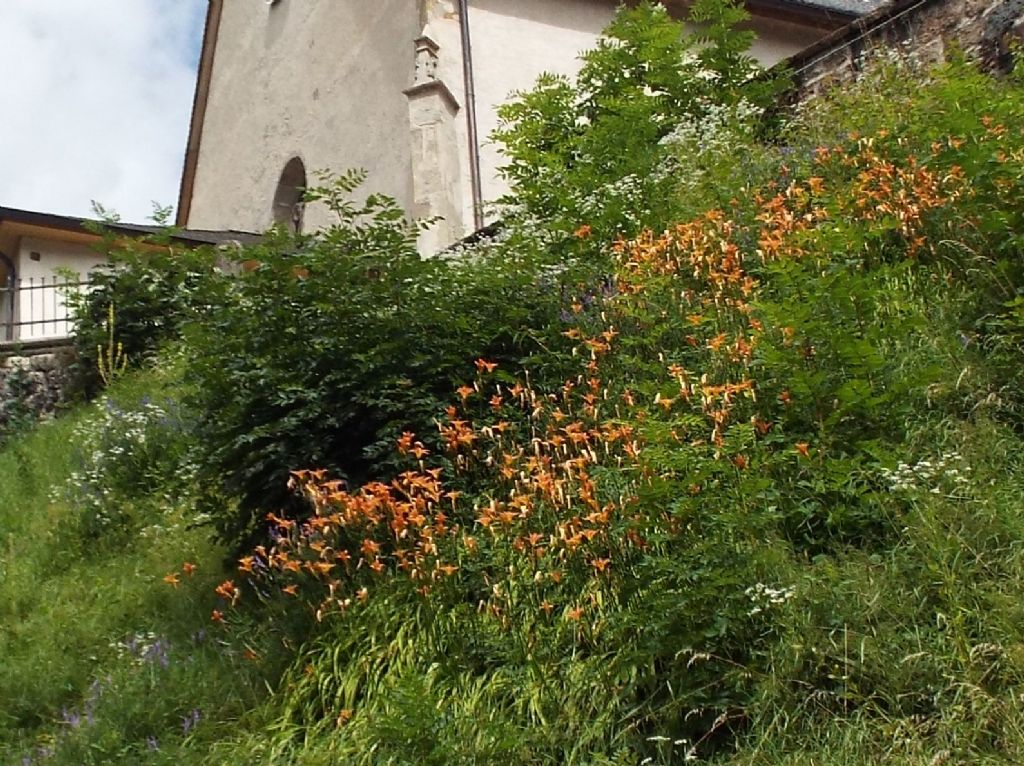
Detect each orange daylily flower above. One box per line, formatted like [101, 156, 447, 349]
[181, 562, 197, 576]
[215, 579, 238, 601]
[396, 432, 415, 453]
[475, 359, 499, 374]
[163, 572, 180, 587]
[795, 442, 810, 458]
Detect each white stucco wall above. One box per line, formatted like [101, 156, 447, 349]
[186, 0, 422, 234]
[12, 237, 106, 341]
[187, 0, 828, 249]
[429, 1, 823, 226]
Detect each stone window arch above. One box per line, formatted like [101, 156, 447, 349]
[272, 156, 307, 233]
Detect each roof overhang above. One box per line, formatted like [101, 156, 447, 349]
[0, 206, 260, 266]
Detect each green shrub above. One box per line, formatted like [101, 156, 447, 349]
[493, 0, 784, 241]
[182, 171, 580, 551]
[67, 230, 222, 398]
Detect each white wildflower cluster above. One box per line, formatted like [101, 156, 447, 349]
[879, 451, 971, 495]
[641, 735, 698, 764]
[571, 173, 651, 230]
[745, 582, 796, 616]
[109, 631, 160, 666]
[658, 99, 762, 151]
[652, 99, 763, 190]
[54, 396, 195, 538]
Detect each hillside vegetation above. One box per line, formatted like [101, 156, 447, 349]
[3, 3, 1024, 764]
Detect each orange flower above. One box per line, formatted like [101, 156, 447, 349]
[215, 579, 238, 601]
[474, 358, 499, 374]
[590, 557, 611, 573]
[282, 584, 299, 596]
[211, 609, 225, 624]
[163, 572, 180, 588]
[456, 385, 475, 401]
[360, 538, 381, 558]
[566, 606, 585, 621]
[181, 562, 197, 576]
[396, 431, 415, 453]
[574, 224, 592, 240]
[795, 442, 810, 458]
[733, 454, 748, 470]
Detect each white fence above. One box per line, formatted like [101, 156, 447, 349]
[0, 276, 88, 344]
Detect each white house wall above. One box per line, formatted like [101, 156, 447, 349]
[185, 0, 422, 234]
[185, 0, 829, 248]
[13, 237, 106, 341]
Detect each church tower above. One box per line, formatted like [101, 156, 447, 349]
[176, 0, 849, 252]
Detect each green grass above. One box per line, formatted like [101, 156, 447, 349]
[3, 47, 1024, 766]
[0, 369, 280, 765]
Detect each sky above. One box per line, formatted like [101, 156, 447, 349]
[0, 0, 207, 223]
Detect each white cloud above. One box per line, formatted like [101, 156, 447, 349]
[0, 0, 206, 223]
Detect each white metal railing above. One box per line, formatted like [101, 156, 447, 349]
[0, 276, 89, 344]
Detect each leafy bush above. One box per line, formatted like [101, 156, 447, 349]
[67, 230, 221, 398]
[182, 171, 580, 550]
[493, 0, 784, 241]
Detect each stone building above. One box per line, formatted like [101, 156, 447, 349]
[175, 0, 889, 253]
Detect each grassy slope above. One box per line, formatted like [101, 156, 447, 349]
[0, 371, 277, 765]
[2, 55, 1024, 766]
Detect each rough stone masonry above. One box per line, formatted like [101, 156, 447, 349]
[0, 348, 75, 433]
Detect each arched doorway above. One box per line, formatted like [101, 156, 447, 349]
[272, 156, 307, 234]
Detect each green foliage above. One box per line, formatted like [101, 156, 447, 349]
[67, 234, 221, 398]
[0, 364, 37, 447]
[0, 367, 284, 766]
[6, 12, 1024, 766]
[183, 170, 575, 551]
[206, 52, 1024, 766]
[493, 0, 783, 240]
[56, 392, 195, 551]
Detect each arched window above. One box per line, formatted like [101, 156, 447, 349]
[272, 156, 307, 233]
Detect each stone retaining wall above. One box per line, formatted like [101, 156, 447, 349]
[787, 0, 1024, 100]
[0, 347, 76, 433]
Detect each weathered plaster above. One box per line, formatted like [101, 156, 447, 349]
[185, 1, 422, 234]
[184, 1, 840, 250]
